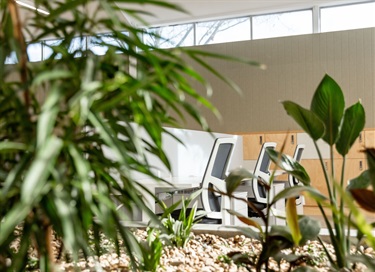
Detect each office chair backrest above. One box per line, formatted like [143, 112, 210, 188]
[252, 142, 277, 204]
[201, 137, 236, 219]
[288, 144, 305, 205]
[288, 144, 305, 187]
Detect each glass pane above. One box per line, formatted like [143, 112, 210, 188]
[68, 36, 86, 57]
[321, 2, 375, 32]
[196, 17, 250, 45]
[253, 10, 312, 40]
[5, 51, 17, 64]
[43, 39, 63, 60]
[144, 24, 194, 48]
[27, 42, 42, 62]
[88, 34, 125, 55]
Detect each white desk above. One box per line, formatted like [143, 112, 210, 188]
[136, 176, 202, 222]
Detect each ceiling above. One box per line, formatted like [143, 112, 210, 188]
[123, 0, 368, 27]
[17, 0, 369, 28]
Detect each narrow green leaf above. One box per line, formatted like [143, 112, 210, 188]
[21, 137, 63, 203]
[32, 70, 73, 86]
[310, 74, 345, 145]
[0, 141, 27, 152]
[282, 101, 325, 141]
[336, 101, 365, 156]
[0, 202, 32, 245]
[286, 198, 302, 245]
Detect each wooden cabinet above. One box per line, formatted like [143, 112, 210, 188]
[239, 130, 368, 210]
[300, 159, 328, 206]
[242, 133, 264, 160]
[265, 132, 297, 157]
[365, 129, 375, 148]
[241, 132, 297, 160]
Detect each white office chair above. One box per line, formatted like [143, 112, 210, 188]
[169, 137, 236, 224]
[248, 142, 277, 217]
[200, 137, 236, 223]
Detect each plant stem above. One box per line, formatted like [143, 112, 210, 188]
[7, 0, 31, 110]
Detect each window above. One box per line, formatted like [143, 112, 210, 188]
[321, 2, 375, 32]
[43, 39, 63, 60]
[27, 42, 42, 62]
[252, 9, 313, 39]
[196, 17, 250, 45]
[144, 24, 194, 48]
[5, 52, 17, 64]
[88, 34, 125, 55]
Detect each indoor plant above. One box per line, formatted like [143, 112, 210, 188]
[0, 0, 260, 271]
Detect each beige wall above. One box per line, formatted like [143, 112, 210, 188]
[183, 27, 375, 134]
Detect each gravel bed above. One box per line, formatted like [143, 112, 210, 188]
[54, 229, 374, 272]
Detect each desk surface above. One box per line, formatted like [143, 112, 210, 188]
[137, 176, 202, 188]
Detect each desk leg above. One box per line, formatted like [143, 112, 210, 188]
[140, 187, 156, 223]
[221, 195, 231, 225]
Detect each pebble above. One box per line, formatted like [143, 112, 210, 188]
[49, 230, 375, 272]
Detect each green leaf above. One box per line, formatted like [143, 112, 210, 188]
[286, 198, 302, 245]
[32, 70, 73, 86]
[310, 74, 345, 145]
[364, 148, 375, 191]
[267, 149, 310, 185]
[336, 101, 365, 156]
[298, 216, 320, 245]
[347, 170, 371, 191]
[282, 101, 325, 141]
[225, 168, 254, 196]
[271, 186, 327, 206]
[233, 226, 262, 240]
[227, 209, 262, 231]
[349, 189, 375, 212]
[0, 141, 27, 152]
[21, 136, 63, 203]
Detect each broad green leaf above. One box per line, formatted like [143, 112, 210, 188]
[227, 209, 262, 231]
[233, 226, 262, 240]
[336, 101, 365, 156]
[271, 186, 327, 206]
[347, 170, 371, 191]
[350, 189, 375, 212]
[364, 148, 375, 191]
[298, 216, 320, 245]
[282, 101, 325, 141]
[225, 167, 253, 196]
[269, 225, 293, 244]
[336, 182, 375, 249]
[286, 198, 301, 245]
[310, 74, 345, 145]
[267, 149, 310, 185]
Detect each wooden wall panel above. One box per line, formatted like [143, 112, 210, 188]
[184, 27, 375, 134]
